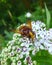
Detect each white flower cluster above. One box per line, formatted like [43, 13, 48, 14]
[31, 21, 52, 53]
[0, 20, 52, 65]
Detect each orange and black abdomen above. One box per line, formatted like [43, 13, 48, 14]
[19, 26, 31, 37]
[13, 21, 36, 41]
[19, 26, 35, 39]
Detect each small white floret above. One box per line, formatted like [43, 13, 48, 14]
[25, 12, 32, 18]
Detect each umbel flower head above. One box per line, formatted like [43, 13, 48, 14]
[0, 13, 52, 65]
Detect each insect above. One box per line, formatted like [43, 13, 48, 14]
[14, 21, 36, 41]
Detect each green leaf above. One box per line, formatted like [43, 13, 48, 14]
[18, 14, 26, 23]
[44, 3, 51, 29]
[33, 50, 52, 65]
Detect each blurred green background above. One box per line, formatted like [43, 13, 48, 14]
[0, 0, 52, 65]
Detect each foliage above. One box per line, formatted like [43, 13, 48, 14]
[45, 3, 51, 29]
[35, 50, 52, 65]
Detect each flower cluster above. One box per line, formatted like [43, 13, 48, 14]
[0, 13, 52, 65]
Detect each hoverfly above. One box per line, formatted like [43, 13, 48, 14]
[13, 20, 36, 41]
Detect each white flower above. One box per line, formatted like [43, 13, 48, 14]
[39, 45, 44, 50]
[48, 29, 52, 39]
[49, 28, 52, 32]
[21, 42, 29, 47]
[2, 48, 7, 53]
[1, 61, 7, 65]
[16, 54, 19, 61]
[13, 33, 21, 40]
[11, 57, 16, 62]
[22, 46, 27, 52]
[40, 22, 46, 28]
[21, 49, 29, 56]
[16, 47, 21, 53]
[33, 61, 37, 65]
[32, 49, 37, 55]
[28, 62, 33, 65]
[11, 62, 16, 65]
[13, 33, 18, 39]
[19, 54, 23, 59]
[10, 51, 14, 56]
[48, 47, 52, 54]
[23, 58, 27, 64]
[8, 40, 15, 46]
[26, 56, 32, 65]
[25, 12, 32, 18]
[8, 46, 11, 51]
[21, 45, 32, 56]
[17, 61, 21, 65]
[12, 46, 16, 50]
